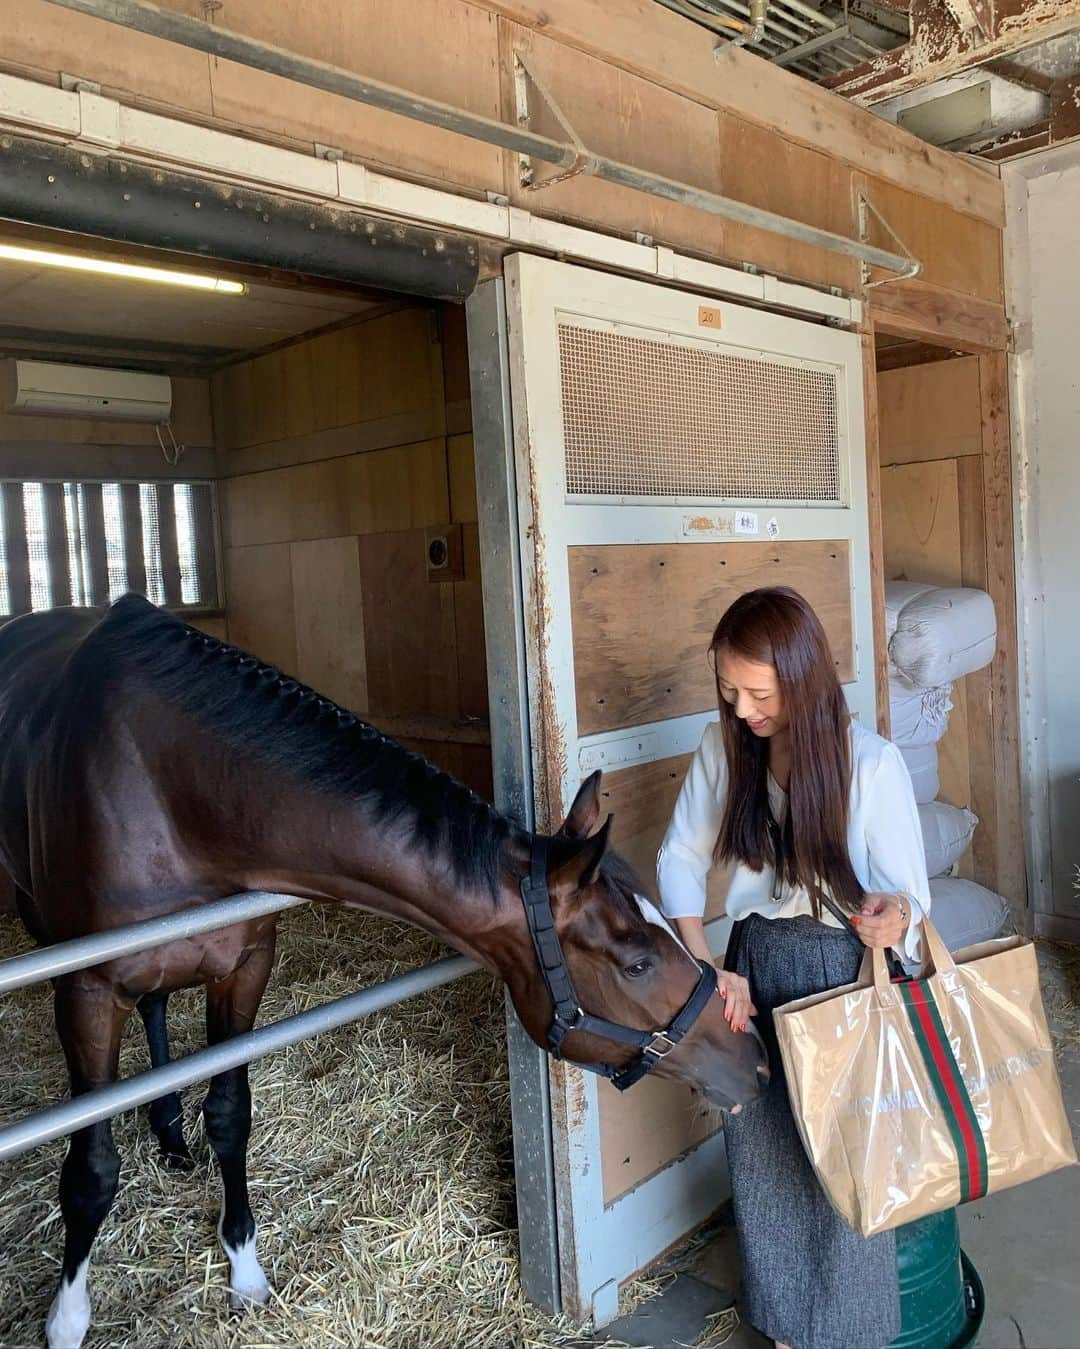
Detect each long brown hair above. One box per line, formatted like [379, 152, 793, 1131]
[711, 587, 862, 916]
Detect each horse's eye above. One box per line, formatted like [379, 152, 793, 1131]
[623, 958, 653, 979]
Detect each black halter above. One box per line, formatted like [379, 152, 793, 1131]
[519, 836, 718, 1092]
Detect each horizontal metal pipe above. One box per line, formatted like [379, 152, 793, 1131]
[0, 891, 308, 993]
[593, 160, 914, 274]
[0, 953, 478, 1160]
[39, 0, 918, 278]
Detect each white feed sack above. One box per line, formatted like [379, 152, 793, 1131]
[889, 678, 953, 748]
[928, 877, 1011, 952]
[884, 581, 937, 640]
[889, 586, 997, 690]
[918, 800, 978, 878]
[899, 743, 940, 805]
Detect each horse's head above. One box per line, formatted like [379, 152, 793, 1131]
[507, 773, 769, 1113]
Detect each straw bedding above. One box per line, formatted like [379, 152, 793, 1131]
[0, 904, 664, 1349]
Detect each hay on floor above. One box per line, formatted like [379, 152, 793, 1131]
[0, 905, 663, 1348]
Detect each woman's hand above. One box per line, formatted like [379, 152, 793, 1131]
[672, 916, 757, 1030]
[850, 892, 909, 949]
[716, 969, 757, 1032]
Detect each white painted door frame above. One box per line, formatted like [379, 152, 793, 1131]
[499, 253, 873, 1323]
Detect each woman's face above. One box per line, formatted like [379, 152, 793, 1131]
[715, 650, 789, 739]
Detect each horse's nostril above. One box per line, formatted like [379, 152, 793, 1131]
[756, 1063, 771, 1082]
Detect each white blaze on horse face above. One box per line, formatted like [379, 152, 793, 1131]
[633, 894, 696, 964]
[45, 1258, 91, 1349]
[219, 1211, 271, 1310]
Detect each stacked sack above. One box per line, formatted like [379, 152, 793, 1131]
[886, 581, 1011, 952]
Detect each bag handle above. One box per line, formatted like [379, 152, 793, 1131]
[868, 913, 956, 999]
[817, 888, 906, 983]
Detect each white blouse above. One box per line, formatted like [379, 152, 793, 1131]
[657, 719, 930, 969]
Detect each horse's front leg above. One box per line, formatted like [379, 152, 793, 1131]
[202, 936, 276, 1310]
[46, 976, 131, 1349]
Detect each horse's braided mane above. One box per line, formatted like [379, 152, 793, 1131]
[88, 593, 521, 895]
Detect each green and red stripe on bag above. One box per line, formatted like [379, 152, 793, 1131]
[773, 917, 1076, 1237]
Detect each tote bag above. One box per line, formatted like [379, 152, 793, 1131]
[773, 917, 1076, 1236]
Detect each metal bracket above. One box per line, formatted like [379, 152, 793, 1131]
[314, 143, 343, 162]
[59, 73, 101, 95]
[512, 52, 599, 191]
[856, 190, 922, 289]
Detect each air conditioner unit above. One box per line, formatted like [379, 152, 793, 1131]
[1, 359, 172, 423]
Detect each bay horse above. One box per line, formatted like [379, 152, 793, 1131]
[0, 595, 767, 1349]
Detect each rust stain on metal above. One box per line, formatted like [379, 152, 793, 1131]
[524, 444, 570, 831]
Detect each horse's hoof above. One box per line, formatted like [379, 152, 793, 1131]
[45, 1278, 91, 1349]
[228, 1282, 271, 1312]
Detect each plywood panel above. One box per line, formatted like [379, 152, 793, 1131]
[224, 543, 297, 675]
[592, 751, 723, 1201]
[347, 440, 450, 536]
[189, 615, 229, 642]
[448, 434, 478, 525]
[214, 310, 442, 453]
[471, 0, 1002, 228]
[5, 0, 213, 114]
[397, 738, 494, 801]
[291, 536, 368, 713]
[358, 528, 460, 720]
[878, 357, 983, 466]
[500, 23, 726, 265]
[717, 115, 857, 293]
[223, 458, 352, 548]
[570, 540, 853, 736]
[881, 459, 961, 589]
[209, 0, 502, 191]
[440, 304, 472, 408]
[864, 178, 1004, 304]
[599, 1071, 718, 1204]
[454, 523, 489, 722]
[599, 754, 692, 900]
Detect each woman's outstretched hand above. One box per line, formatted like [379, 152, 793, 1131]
[716, 969, 757, 1033]
[850, 892, 908, 949]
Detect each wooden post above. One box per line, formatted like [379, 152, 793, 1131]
[978, 350, 1026, 920]
[861, 328, 891, 739]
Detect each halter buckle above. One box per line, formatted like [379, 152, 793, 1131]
[645, 1031, 677, 1059]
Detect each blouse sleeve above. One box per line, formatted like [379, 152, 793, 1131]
[657, 723, 726, 920]
[862, 740, 932, 971]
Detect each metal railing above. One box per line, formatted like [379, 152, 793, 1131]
[38, 0, 919, 279]
[0, 892, 478, 1162]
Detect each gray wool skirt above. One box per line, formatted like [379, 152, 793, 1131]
[723, 913, 901, 1349]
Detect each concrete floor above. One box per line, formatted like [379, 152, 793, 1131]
[581, 942, 1080, 1349]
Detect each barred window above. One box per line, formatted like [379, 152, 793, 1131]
[0, 479, 220, 616]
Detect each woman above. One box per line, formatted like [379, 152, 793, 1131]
[658, 586, 930, 1349]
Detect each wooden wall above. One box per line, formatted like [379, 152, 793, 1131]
[216, 302, 492, 798]
[4, 0, 1004, 311]
[879, 354, 1022, 906]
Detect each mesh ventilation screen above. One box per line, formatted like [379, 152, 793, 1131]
[0, 479, 220, 616]
[558, 324, 841, 502]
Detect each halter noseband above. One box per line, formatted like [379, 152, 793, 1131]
[519, 835, 718, 1092]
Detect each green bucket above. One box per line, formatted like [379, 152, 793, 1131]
[888, 1210, 985, 1349]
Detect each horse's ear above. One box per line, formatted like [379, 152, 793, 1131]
[556, 771, 604, 840]
[548, 814, 613, 899]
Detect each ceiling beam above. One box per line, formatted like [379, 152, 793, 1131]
[969, 73, 1080, 160]
[825, 0, 1080, 103]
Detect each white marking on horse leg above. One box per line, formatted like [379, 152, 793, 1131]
[219, 1210, 270, 1309]
[45, 1258, 91, 1349]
